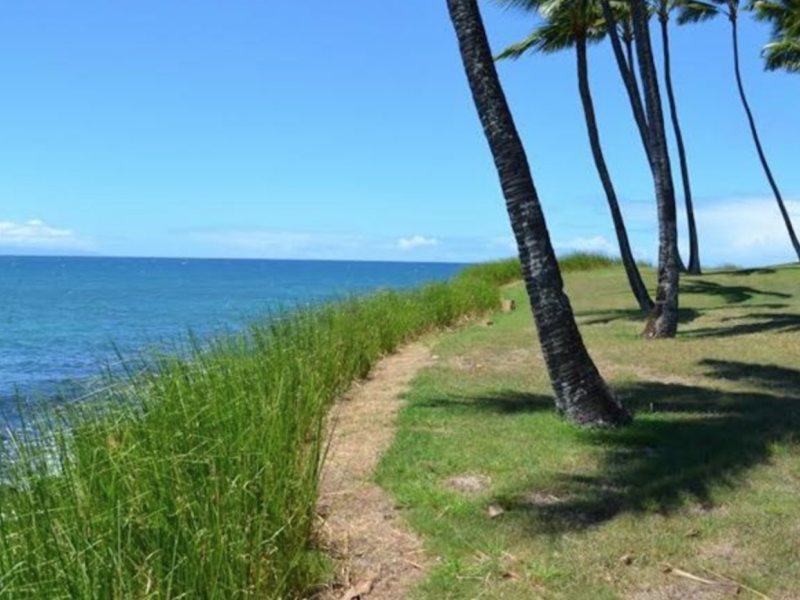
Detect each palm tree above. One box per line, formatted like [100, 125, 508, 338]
[495, 0, 654, 313]
[599, 1, 653, 160]
[606, 4, 687, 280]
[602, 0, 681, 337]
[610, 1, 694, 275]
[653, 0, 702, 274]
[753, 0, 800, 72]
[445, 0, 632, 427]
[679, 0, 800, 261]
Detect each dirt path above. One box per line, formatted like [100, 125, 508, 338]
[317, 343, 433, 600]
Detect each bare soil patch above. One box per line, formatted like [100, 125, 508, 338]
[446, 347, 539, 375]
[627, 581, 735, 600]
[317, 343, 433, 600]
[445, 474, 491, 495]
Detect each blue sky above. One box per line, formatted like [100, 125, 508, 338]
[0, 1, 798, 266]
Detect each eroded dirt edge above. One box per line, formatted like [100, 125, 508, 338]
[316, 343, 433, 600]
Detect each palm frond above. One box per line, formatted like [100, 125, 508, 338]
[751, 0, 786, 20]
[495, 0, 608, 59]
[495, 30, 551, 60]
[751, 0, 800, 72]
[752, 0, 800, 33]
[489, 0, 549, 12]
[763, 38, 800, 71]
[496, 15, 580, 59]
[676, 0, 722, 23]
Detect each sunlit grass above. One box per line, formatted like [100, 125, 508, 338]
[377, 263, 800, 599]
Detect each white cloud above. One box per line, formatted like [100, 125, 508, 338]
[694, 197, 800, 266]
[191, 230, 320, 253]
[397, 235, 439, 250]
[184, 230, 455, 260]
[0, 219, 89, 250]
[558, 235, 616, 255]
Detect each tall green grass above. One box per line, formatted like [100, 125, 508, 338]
[558, 252, 625, 272]
[0, 253, 621, 599]
[0, 262, 517, 599]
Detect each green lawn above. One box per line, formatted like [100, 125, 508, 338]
[377, 264, 800, 600]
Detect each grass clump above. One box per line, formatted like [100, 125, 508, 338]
[459, 259, 522, 286]
[0, 260, 520, 600]
[558, 252, 623, 272]
[458, 252, 629, 285]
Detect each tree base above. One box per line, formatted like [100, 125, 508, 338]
[642, 302, 678, 338]
[560, 382, 632, 429]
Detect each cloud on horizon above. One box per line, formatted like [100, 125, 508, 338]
[693, 197, 800, 266]
[557, 235, 616, 255]
[182, 197, 800, 267]
[585, 196, 800, 268]
[181, 229, 523, 263]
[397, 235, 439, 250]
[0, 219, 93, 252]
[187, 229, 453, 261]
[6, 197, 798, 267]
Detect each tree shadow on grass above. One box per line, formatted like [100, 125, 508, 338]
[579, 307, 701, 326]
[686, 312, 800, 338]
[419, 390, 553, 415]
[681, 280, 791, 304]
[711, 267, 777, 277]
[496, 360, 800, 535]
[700, 359, 800, 395]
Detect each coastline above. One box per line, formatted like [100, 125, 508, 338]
[0, 258, 521, 599]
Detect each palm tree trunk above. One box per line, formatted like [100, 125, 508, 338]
[660, 17, 702, 275]
[630, 0, 680, 338]
[600, 0, 653, 163]
[623, 27, 684, 273]
[576, 35, 654, 313]
[731, 16, 800, 261]
[445, 0, 631, 427]
[624, 35, 636, 76]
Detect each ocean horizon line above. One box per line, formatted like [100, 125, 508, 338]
[0, 253, 476, 266]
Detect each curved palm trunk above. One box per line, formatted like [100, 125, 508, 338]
[630, 0, 680, 338]
[731, 16, 800, 261]
[576, 35, 654, 313]
[446, 0, 631, 427]
[600, 0, 653, 163]
[660, 18, 702, 275]
[604, 3, 685, 273]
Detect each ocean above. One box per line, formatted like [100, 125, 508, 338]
[0, 256, 463, 410]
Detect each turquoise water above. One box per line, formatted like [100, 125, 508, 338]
[0, 257, 463, 408]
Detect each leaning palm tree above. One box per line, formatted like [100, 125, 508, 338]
[602, 1, 696, 275]
[679, 0, 800, 260]
[653, 0, 702, 274]
[445, 0, 631, 427]
[601, 0, 681, 338]
[753, 0, 800, 72]
[495, 0, 654, 312]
